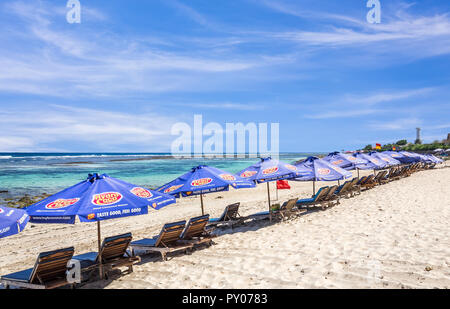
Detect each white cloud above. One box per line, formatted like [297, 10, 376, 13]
[304, 87, 434, 119]
[306, 109, 379, 119]
[0, 105, 180, 152]
[0, 1, 276, 98]
[258, 2, 450, 61]
[368, 118, 422, 131]
[344, 88, 434, 106]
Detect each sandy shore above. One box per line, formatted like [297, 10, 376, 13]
[1, 166, 449, 289]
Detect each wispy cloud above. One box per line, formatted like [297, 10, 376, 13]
[0, 1, 281, 98]
[344, 88, 435, 106]
[306, 109, 380, 119]
[0, 104, 179, 152]
[368, 117, 422, 131]
[304, 87, 434, 119]
[258, 1, 450, 62]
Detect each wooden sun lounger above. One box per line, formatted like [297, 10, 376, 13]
[374, 170, 388, 185]
[347, 178, 361, 197]
[387, 167, 401, 181]
[1, 247, 75, 289]
[248, 198, 305, 221]
[130, 221, 193, 261]
[72, 233, 139, 281]
[320, 185, 340, 209]
[360, 174, 376, 190]
[179, 215, 215, 247]
[276, 198, 306, 220]
[207, 203, 244, 228]
[398, 166, 410, 178]
[335, 181, 353, 199]
[296, 186, 330, 209]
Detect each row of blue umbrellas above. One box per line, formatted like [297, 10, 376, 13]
[0, 150, 443, 277]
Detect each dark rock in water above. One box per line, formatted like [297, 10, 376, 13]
[3, 192, 54, 209]
[0, 190, 8, 194]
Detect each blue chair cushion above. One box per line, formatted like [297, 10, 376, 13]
[130, 238, 158, 247]
[296, 198, 314, 204]
[72, 252, 98, 269]
[1, 268, 33, 282]
[208, 218, 220, 222]
[250, 211, 270, 217]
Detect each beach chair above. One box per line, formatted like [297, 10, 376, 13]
[335, 181, 352, 198]
[321, 185, 340, 208]
[179, 215, 215, 247]
[276, 198, 305, 220]
[374, 170, 388, 185]
[248, 198, 303, 221]
[296, 186, 330, 209]
[398, 166, 410, 178]
[387, 167, 400, 181]
[72, 233, 139, 281]
[207, 203, 243, 228]
[360, 174, 376, 190]
[347, 178, 361, 197]
[356, 176, 367, 185]
[1, 247, 74, 289]
[130, 221, 193, 261]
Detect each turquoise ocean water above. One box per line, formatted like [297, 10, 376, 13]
[0, 153, 321, 199]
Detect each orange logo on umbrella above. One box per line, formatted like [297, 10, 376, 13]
[92, 192, 123, 206]
[131, 187, 153, 198]
[219, 174, 236, 181]
[87, 213, 96, 220]
[241, 171, 257, 178]
[332, 160, 343, 165]
[164, 185, 183, 193]
[317, 168, 331, 175]
[262, 167, 278, 175]
[46, 198, 80, 209]
[285, 164, 297, 171]
[191, 178, 213, 187]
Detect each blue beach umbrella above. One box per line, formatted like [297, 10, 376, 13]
[293, 156, 353, 194]
[26, 173, 176, 278]
[322, 152, 368, 172]
[157, 165, 255, 215]
[236, 157, 306, 221]
[426, 154, 443, 164]
[368, 152, 401, 167]
[399, 151, 423, 163]
[0, 206, 29, 239]
[382, 151, 416, 164]
[353, 152, 388, 170]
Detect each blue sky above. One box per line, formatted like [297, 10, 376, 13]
[0, 0, 449, 152]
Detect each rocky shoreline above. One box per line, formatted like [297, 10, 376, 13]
[1, 192, 53, 209]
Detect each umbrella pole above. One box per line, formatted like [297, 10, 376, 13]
[357, 168, 360, 180]
[267, 182, 272, 222]
[97, 221, 103, 280]
[200, 194, 205, 215]
[313, 180, 316, 195]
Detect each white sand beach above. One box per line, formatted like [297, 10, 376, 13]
[1, 166, 449, 289]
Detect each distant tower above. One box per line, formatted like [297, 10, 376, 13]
[415, 127, 422, 144]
